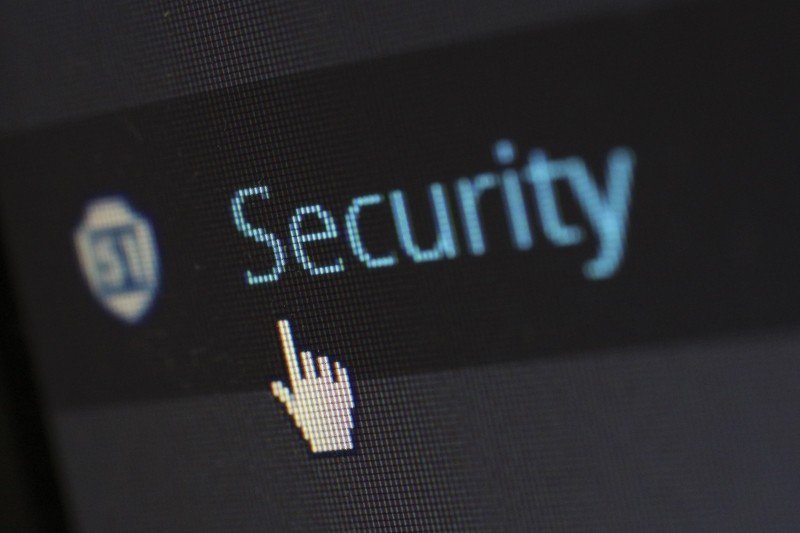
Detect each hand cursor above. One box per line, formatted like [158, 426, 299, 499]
[271, 320, 355, 453]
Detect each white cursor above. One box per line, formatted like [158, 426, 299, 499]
[271, 320, 356, 453]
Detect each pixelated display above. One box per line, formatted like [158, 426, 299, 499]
[1, 0, 799, 530]
[231, 143, 635, 285]
[2, 0, 798, 404]
[74, 197, 160, 323]
[271, 320, 356, 453]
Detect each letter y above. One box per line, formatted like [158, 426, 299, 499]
[567, 148, 636, 279]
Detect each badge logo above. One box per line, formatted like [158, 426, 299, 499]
[74, 197, 160, 323]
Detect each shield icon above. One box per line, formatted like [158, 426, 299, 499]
[74, 197, 160, 323]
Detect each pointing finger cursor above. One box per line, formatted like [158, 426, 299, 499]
[270, 320, 356, 453]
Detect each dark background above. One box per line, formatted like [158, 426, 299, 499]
[0, 1, 799, 528]
[0, 246, 65, 529]
[1, 1, 799, 408]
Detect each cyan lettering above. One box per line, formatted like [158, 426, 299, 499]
[231, 142, 635, 285]
[526, 150, 585, 246]
[560, 147, 636, 279]
[456, 173, 499, 255]
[345, 194, 398, 268]
[494, 140, 534, 251]
[289, 204, 345, 276]
[231, 186, 287, 284]
[389, 183, 458, 263]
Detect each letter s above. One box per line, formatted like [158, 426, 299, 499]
[231, 186, 287, 284]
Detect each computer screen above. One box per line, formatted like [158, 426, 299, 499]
[1, 0, 799, 530]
